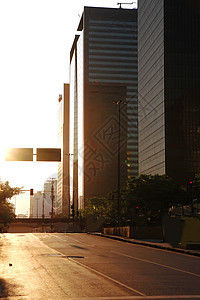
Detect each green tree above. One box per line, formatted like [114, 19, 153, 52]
[80, 193, 120, 226]
[0, 181, 21, 226]
[81, 197, 110, 219]
[123, 174, 187, 224]
[80, 174, 187, 227]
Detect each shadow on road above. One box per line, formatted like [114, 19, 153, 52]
[0, 278, 8, 298]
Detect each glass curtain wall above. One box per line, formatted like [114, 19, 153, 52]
[87, 16, 138, 178]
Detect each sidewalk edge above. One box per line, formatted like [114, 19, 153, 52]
[88, 232, 200, 257]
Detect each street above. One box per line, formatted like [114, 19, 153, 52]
[0, 233, 200, 299]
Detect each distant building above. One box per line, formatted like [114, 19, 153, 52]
[44, 180, 57, 217]
[30, 191, 51, 219]
[16, 214, 28, 218]
[57, 85, 70, 216]
[29, 180, 57, 218]
[30, 191, 44, 218]
[29, 194, 34, 218]
[138, 0, 200, 185]
[70, 7, 138, 212]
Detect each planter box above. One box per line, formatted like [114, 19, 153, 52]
[130, 225, 163, 240]
[103, 225, 163, 240]
[103, 226, 130, 238]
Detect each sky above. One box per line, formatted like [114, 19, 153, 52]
[0, 0, 137, 215]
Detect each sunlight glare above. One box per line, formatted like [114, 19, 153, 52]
[0, 146, 7, 162]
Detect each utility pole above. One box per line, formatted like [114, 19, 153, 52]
[65, 153, 74, 218]
[42, 192, 45, 220]
[51, 184, 54, 220]
[118, 102, 121, 223]
[42, 192, 45, 232]
[50, 178, 56, 220]
[46, 178, 56, 232]
[113, 100, 126, 224]
[36, 198, 39, 219]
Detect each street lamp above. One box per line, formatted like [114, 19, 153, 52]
[113, 100, 126, 224]
[36, 198, 39, 219]
[46, 178, 56, 233]
[42, 192, 45, 232]
[50, 178, 56, 220]
[42, 192, 45, 220]
[65, 153, 74, 217]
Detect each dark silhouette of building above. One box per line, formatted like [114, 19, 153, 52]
[70, 7, 138, 210]
[138, 0, 200, 185]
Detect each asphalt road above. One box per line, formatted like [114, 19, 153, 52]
[0, 233, 200, 299]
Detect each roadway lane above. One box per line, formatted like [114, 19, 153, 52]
[36, 233, 200, 298]
[0, 233, 200, 299]
[0, 233, 131, 299]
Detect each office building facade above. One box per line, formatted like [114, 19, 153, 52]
[70, 7, 138, 210]
[57, 84, 70, 216]
[29, 188, 55, 219]
[138, 0, 200, 185]
[44, 180, 57, 217]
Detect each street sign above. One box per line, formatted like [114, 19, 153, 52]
[36, 148, 61, 162]
[5, 148, 33, 161]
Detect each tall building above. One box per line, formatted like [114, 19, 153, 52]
[30, 190, 52, 218]
[44, 179, 57, 217]
[70, 6, 138, 211]
[138, 0, 200, 185]
[57, 84, 70, 216]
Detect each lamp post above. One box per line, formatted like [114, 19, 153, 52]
[65, 153, 74, 218]
[113, 100, 126, 224]
[50, 179, 55, 220]
[42, 192, 45, 232]
[42, 192, 45, 220]
[46, 178, 56, 232]
[36, 198, 39, 219]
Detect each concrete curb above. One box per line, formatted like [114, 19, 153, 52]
[88, 232, 200, 257]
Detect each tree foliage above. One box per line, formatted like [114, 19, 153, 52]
[0, 181, 21, 225]
[81, 174, 187, 226]
[80, 197, 111, 219]
[122, 174, 187, 223]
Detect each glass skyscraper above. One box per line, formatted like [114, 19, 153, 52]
[70, 7, 138, 210]
[138, 0, 200, 185]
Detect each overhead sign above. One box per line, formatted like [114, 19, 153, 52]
[5, 148, 33, 161]
[36, 148, 61, 162]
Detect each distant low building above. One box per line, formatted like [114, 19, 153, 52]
[16, 214, 28, 218]
[44, 180, 57, 218]
[29, 180, 57, 218]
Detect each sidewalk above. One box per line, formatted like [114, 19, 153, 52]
[90, 232, 200, 257]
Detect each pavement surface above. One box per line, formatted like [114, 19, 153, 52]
[0, 233, 130, 299]
[1, 232, 200, 299]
